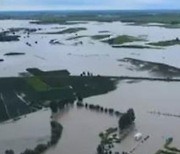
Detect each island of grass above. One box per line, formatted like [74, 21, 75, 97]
[67, 34, 111, 41]
[118, 58, 180, 77]
[91, 34, 111, 40]
[66, 35, 87, 40]
[148, 38, 180, 47]
[44, 27, 87, 34]
[103, 35, 146, 45]
[8, 28, 40, 33]
[112, 44, 160, 49]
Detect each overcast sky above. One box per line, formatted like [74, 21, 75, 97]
[0, 0, 180, 11]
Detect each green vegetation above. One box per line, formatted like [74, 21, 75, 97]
[112, 44, 160, 49]
[67, 34, 111, 41]
[148, 38, 180, 47]
[26, 77, 50, 92]
[2, 11, 180, 28]
[103, 35, 145, 45]
[32, 19, 88, 25]
[91, 34, 111, 40]
[97, 127, 120, 154]
[44, 27, 87, 34]
[66, 35, 87, 40]
[155, 138, 180, 154]
[50, 121, 63, 145]
[4, 52, 25, 56]
[122, 16, 180, 25]
[29, 11, 180, 26]
[8, 28, 39, 33]
[164, 138, 180, 153]
[119, 108, 135, 130]
[97, 109, 136, 154]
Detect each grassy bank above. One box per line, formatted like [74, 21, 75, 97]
[148, 38, 180, 47]
[43, 27, 87, 34]
[103, 35, 145, 45]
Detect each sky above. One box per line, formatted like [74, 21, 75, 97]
[0, 0, 180, 11]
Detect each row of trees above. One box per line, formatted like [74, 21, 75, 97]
[50, 99, 75, 113]
[118, 108, 135, 130]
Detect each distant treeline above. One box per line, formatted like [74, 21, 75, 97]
[1, 10, 180, 24]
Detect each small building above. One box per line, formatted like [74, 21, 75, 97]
[134, 133, 142, 141]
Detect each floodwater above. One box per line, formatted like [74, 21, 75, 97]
[46, 107, 118, 154]
[0, 109, 51, 154]
[85, 80, 180, 154]
[0, 20, 180, 77]
[1, 20, 180, 154]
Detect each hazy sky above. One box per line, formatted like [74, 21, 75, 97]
[0, 0, 179, 10]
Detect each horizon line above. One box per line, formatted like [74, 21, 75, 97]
[0, 9, 180, 12]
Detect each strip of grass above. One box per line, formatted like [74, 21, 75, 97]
[91, 34, 111, 40]
[103, 35, 145, 45]
[112, 45, 160, 49]
[45, 27, 87, 34]
[66, 35, 87, 40]
[148, 38, 180, 47]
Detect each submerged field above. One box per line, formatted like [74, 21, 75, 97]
[1, 11, 180, 154]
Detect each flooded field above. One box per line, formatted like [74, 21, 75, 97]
[1, 19, 180, 154]
[1, 20, 180, 77]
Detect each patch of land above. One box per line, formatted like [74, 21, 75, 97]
[98, 30, 110, 33]
[155, 138, 180, 154]
[66, 34, 111, 41]
[8, 28, 41, 33]
[148, 38, 180, 47]
[91, 34, 111, 40]
[103, 35, 146, 45]
[43, 27, 87, 34]
[4, 52, 25, 56]
[112, 45, 160, 49]
[49, 39, 64, 45]
[127, 23, 180, 29]
[118, 58, 180, 77]
[66, 35, 87, 40]
[31, 19, 87, 25]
